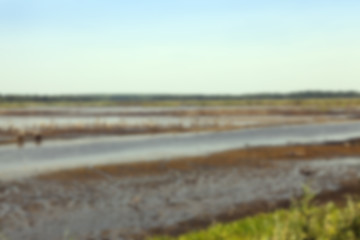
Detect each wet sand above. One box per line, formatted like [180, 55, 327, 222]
[0, 139, 360, 240]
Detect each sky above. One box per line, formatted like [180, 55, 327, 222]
[0, 0, 359, 94]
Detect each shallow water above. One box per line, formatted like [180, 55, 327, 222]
[0, 115, 272, 130]
[1, 121, 360, 179]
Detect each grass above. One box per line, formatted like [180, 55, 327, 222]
[1, 98, 360, 108]
[150, 188, 360, 240]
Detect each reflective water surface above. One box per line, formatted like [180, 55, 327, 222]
[1, 121, 360, 179]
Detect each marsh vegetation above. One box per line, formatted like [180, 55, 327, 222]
[150, 189, 360, 240]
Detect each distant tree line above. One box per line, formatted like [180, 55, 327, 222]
[0, 91, 360, 103]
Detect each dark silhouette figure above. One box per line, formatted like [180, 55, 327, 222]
[300, 167, 316, 177]
[34, 132, 43, 145]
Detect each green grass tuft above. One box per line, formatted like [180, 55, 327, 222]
[149, 193, 360, 240]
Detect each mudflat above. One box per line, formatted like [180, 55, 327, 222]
[0, 139, 359, 240]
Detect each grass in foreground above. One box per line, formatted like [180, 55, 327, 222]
[0, 190, 359, 240]
[150, 189, 360, 240]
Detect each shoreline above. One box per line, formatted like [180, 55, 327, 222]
[0, 116, 352, 147]
[37, 137, 360, 182]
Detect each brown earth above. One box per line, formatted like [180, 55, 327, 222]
[0, 117, 328, 146]
[0, 107, 354, 117]
[0, 105, 355, 146]
[37, 137, 360, 183]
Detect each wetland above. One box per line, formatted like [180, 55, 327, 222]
[0, 102, 359, 240]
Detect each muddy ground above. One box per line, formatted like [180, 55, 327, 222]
[0, 106, 354, 146]
[0, 140, 360, 240]
[0, 106, 356, 117]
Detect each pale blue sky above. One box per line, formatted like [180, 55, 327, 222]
[1, 1, 359, 94]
